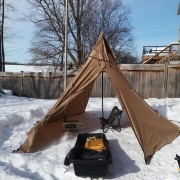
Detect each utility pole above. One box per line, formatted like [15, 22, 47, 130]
[64, 0, 68, 90]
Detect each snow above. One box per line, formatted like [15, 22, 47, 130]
[5, 65, 55, 72]
[0, 90, 180, 180]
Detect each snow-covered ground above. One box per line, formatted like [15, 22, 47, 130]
[0, 90, 180, 180]
[5, 65, 54, 72]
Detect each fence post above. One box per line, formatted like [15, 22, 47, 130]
[21, 71, 24, 96]
[49, 72, 52, 99]
[164, 62, 168, 98]
[38, 72, 41, 98]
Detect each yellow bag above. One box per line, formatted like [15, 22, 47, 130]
[85, 137, 106, 151]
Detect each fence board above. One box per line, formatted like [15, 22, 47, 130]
[120, 64, 165, 98]
[166, 65, 180, 97]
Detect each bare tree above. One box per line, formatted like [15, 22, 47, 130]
[26, 0, 135, 71]
[0, 0, 16, 72]
[24, 0, 64, 70]
[0, 0, 5, 72]
[76, 0, 135, 64]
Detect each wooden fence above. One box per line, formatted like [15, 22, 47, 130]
[1, 64, 180, 99]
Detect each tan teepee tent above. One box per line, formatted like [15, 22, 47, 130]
[18, 33, 179, 164]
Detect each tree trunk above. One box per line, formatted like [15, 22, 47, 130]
[2, 0, 5, 71]
[0, 0, 2, 72]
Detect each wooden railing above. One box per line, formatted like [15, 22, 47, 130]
[156, 51, 179, 64]
[143, 43, 180, 64]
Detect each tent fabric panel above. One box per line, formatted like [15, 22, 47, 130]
[43, 57, 104, 122]
[20, 120, 64, 152]
[105, 63, 179, 162]
[42, 33, 108, 122]
[19, 61, 103, 152]
[19, 34, 107, 153]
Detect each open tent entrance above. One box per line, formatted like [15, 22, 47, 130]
[63, 70, 120, 129]
[86, 70, 119, 118]
[18, 33, 179, 164]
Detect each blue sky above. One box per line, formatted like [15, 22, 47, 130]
[5, 0, 180, 63]
[125, 0, 180, 58]
[5, 0, 34, 63]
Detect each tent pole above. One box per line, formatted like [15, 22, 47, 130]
[102, 71, 104, 118]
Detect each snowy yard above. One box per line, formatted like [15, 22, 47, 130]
[0, 91, 180, 180]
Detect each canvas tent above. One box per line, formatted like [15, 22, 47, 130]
[18, 33, 180, 164]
